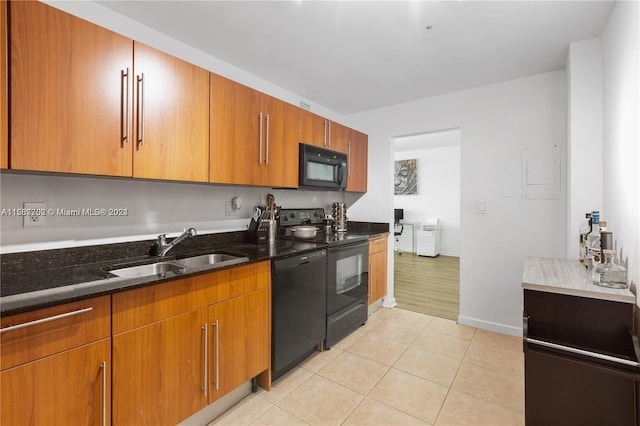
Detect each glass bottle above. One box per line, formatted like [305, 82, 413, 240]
[587, 211, 601, 267]
[592, 250, 628, 289]
[578, 212, 591, 264]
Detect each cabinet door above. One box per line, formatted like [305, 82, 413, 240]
[368, 239, 388, 304]
[10, 1, 133, 176]
[209, 288, 270, 402]
[210, 73, 263, 185]
[112, 309, 208, 426]
[347, 129, 368, 192]
[328, 120, 348, 153]
[263, 95, 299, 188]
[299, 109, 328, 149]
[132, 42, 209, 182]
[1, 338, 111, 426]
[1, 0, 7, 169]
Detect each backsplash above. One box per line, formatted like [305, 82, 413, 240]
[0, 172, 347, 251]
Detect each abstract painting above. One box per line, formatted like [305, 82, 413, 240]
[394, 159, 418, 195]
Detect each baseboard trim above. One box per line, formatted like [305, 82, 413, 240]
[457, 315, 522, 337]
[382, 296, 397, 308]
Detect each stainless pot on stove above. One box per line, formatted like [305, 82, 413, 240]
[290, 225, 318, 239]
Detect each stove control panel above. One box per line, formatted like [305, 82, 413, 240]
[280, 208, 325, 227]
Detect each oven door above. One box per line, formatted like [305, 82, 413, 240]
[327, 241, 369, 315]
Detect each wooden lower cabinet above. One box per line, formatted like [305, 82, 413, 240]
[368, 236, 388, 304]
[1, 338, 111, 426]
[112, 309, 209, 425]
[209, 288, 270, 401]
[111, 262, 271, 424]
[0, 295, 111, 426]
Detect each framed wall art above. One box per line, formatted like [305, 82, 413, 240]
[394, 159, 418, 195]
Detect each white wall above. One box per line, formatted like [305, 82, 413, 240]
[347, 71, 567, 335]
[601, 1, 640, 295]
[0, 173, 345, 252]
[394, 132, 461, 256]
[566, 38, 603, 259]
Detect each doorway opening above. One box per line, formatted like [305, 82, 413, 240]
[392, 129, 461, 320]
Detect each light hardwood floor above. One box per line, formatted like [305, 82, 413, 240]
[393, 252, 460, 320]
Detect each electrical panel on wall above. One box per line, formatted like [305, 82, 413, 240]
[522, 144, 561, 199]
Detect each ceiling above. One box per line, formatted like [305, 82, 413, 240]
[97, 1, 615, 115]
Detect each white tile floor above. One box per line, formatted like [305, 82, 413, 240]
[212, 307, 524, 425]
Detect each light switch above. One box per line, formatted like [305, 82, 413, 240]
[476, 199, 487, 214]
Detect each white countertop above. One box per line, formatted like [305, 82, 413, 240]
[522, 256, 636, 304]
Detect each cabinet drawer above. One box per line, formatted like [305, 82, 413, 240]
[524, 289, 634, 358]
[0, 295, 111, 370]
[112, 261, 270, 334]
[369, 236, 388, 255]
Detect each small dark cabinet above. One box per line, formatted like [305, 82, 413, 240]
[524, 289, 640, 426]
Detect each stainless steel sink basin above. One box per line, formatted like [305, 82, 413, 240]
[174, 253, 248, 268]
[108, 253, 248, 279]
[109, 262, 186, 278]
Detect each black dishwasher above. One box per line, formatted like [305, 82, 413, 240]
[272, 249, 327, 380]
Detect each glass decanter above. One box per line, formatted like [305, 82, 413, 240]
[592, 250, 628, 289]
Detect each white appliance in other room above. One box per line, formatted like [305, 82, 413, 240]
[416, 218, 440, 257]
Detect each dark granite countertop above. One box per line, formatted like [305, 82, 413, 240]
[1, 221, 389, 316]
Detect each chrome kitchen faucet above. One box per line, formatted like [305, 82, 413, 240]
[155, 228, 197, 256]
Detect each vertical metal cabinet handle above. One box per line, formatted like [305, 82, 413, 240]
[323, 120, 327, 147]
[348, 141, 351, 176]
[101, 361, 107, 426]
[0, 307, 93, 333]
[202, 324, 208, 397]
[120, 68, 129, 145]
[328, 121, 331, 147]
[265, 114, 270, 164]
[136, 73, 145, 147]
[213, 320, 219, 391]
[368, 263, 373, 298]
[258, 112, 263, 163]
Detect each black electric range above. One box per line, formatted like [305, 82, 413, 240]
[277, 208, 369, 350]
[279, 208, 367, 246]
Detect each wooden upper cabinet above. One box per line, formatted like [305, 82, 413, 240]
[347, 129, 368, 192]
[132, 42, 209, 182]
[1, 1, 7, 169]
[210, 73, 263, 186]
[210, 73, 298, 188]
[298, 109, 327, 149]
[262, 95, 299, 188]
[328, 120, 348, 153]
[299, 109, 347, 153]
[9, 1, 133, 176]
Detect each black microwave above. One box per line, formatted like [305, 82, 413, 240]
[299, 143, 348, 190]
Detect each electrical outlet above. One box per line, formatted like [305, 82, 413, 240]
[23, 202, 46, 227]
[225, 201, 237, 216]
